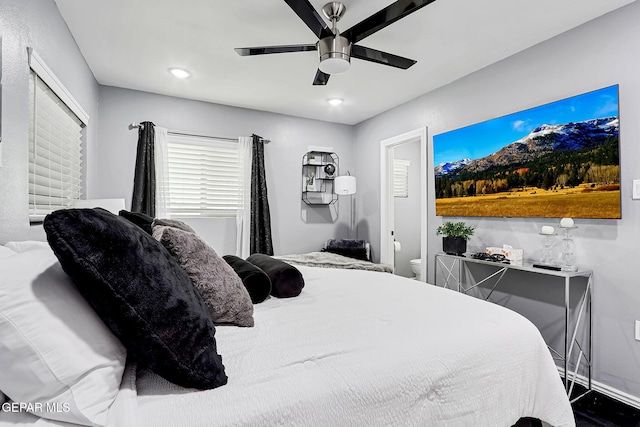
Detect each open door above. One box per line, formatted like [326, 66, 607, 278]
[380, 128, 428, 281]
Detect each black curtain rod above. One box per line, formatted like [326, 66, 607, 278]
[129, 122, 270, 143]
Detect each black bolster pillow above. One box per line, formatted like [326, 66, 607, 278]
[119, 210, 154, 235]
[246, 254, 305, 298]
[222, 255, 272, 304]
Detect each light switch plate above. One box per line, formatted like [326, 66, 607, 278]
[634, 180, 640, 200]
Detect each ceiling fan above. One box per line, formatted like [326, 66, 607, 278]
[235, 0, 436, 85]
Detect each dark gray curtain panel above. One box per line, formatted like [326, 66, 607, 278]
[250, 134, 273, 255]
[131, 121, 156, 217]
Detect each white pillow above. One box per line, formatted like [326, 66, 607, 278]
[4, 240, 50, 253]
[0, 246, 16, 259]
[0, 248, 126, 426]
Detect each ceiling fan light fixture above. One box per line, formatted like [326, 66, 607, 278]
[319, 57, 350, 74]
[317, 35, 351, 75]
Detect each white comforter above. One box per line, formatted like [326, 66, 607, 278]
[1, 266, 574, 427]
[135, 266, 574, 427]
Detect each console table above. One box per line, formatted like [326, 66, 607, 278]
[434, 253, 593, 402]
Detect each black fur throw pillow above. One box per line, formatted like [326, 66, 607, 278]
[323, 239, 369, 261]
[118, 210, 154, 235]
[44, 208, 227, 390]
[223, 255, 272, 304]
[246, 254, 304, 298]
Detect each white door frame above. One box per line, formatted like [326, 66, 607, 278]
[380, 127, 428, 281]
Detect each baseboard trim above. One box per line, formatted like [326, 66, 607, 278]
[559, 368, 640, 410]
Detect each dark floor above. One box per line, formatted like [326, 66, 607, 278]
[513, 385, 640, 427]
[571, 385, 640, 427]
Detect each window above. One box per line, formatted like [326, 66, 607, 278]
[165, 133, 242, 218]
[28, 49, 88, 222]
[394, 159, 410, 198]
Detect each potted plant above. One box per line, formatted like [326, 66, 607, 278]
[436, 221, 475, 255]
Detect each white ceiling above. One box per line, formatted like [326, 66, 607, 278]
[55, 0, 634, 125]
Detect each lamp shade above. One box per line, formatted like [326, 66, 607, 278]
[72, 198, 126, 215]
[334, 176, 356, 195]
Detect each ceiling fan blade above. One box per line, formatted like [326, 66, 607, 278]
[284, 0, 333, 39]
[235, 44, 317, 56]
[343, 0, 436, 44]
[352, 45, 416, 69]
[312, 69, 330, 85]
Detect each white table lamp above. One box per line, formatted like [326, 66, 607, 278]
[334, 175, 357, 238]
[334, 175, 356, 195]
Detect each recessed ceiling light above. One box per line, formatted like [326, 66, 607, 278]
[327, 98, 343, 106]
[169, 68, 191, 79]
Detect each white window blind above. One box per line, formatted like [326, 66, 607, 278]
[166, 134, 241, 218]
[28, 70, 85, 222]
[393, 159, 410, 198]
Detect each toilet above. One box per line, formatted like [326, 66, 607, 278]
[410, 258, 422, 278]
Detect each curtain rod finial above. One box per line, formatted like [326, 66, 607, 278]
[252, 133, 271, 144]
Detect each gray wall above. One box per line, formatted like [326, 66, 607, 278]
[96, 86, 354, 255]
[0, 0, 100, 243]
[352, 2, 640, 399]
[393, 141, 421, 277]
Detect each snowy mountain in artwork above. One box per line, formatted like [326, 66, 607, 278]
[437, 117, 618, 176]
[434, 158, 472, 176]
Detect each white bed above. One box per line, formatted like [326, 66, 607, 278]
[0, 261, 575, 427]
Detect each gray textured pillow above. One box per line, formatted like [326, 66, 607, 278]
[152, 218, 196, 234]
[153, 226, 254, 327]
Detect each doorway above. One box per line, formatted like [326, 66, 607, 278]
[379, 128, 428, 281]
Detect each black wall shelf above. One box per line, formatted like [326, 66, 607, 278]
[302, 151, 338, 205]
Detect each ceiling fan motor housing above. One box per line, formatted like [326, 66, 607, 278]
[317, 35, 352, 74]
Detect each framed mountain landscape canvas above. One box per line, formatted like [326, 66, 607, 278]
[434, 85, 620, 219]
